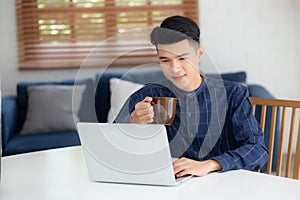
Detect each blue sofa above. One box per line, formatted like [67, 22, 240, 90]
[1, 70, 278, 169]
[1, 78, 96, 156]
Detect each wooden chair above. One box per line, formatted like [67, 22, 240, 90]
[249, 97, 300, 180]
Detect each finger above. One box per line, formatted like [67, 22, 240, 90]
[130, 110, 153, 124]
[173, 158, 193, 175]
[173, 157, 188, 165]
[143, 96, 153, 103]
[139, 115, 154, 123]
[173, 167, 184, 175]
[176, 169, 190, 178]
[149, 107, 154, 118]
[135, 101, 152, 110]
[135, 106, 154, 117]
[173, 163, 187, 175]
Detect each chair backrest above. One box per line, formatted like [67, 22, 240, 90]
[249, 97, 300, 180]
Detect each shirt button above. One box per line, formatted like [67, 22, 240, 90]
[188, 112, 192, 117]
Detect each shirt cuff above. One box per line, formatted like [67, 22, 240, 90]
[210, 155, 231, 172]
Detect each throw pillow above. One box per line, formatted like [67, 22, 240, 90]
[108, 78, 144, 122]
[20, 85, 86, 134]
[16, 78, 97, 133]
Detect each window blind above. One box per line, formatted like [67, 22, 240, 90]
[16, 0, 199, 70]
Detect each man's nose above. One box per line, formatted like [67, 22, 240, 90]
[170, 60, 181, 72]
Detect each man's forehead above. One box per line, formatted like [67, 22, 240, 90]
[157, 40, 193, 55]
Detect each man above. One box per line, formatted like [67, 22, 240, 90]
[115, 16, 269, 177]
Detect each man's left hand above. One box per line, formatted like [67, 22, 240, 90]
[173, 157, 222, 177]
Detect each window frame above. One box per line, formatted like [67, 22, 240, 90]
[16, 0, 199, 70]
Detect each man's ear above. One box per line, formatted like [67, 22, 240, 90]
[197, 45, 204, 61]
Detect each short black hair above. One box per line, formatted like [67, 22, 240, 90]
[150, 16, 200, 47]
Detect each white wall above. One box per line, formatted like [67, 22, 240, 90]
[200, 0, 300, 100]
[0, 0, 300, 100]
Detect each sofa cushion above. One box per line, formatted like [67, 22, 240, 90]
[16, 78, 97, 132]
[95, 72, 123, 123]
[121, 69, 167, 84]
[108, 78, 144, 122]
[20, 85, 85, 134]
[3, 130, 80, 156]
[206, 71, 247, 83]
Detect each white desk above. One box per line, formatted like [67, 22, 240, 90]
[1, 146, 300, 200]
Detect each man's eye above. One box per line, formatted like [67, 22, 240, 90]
[179, 57, 187, 61]
[161, 59, 170, 63]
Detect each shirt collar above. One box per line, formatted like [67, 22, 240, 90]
[166, 73, 208, 98]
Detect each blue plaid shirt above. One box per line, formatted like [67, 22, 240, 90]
[115, 76, 269, 172]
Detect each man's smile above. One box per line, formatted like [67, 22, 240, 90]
[172, 74, 187, 81]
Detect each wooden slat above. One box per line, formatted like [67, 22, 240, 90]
[276, 107, 286, 177]
[19, 51, 157, 61]
[19, 41, 152, 48]
[18, 24, 106, 30]
[18, 45, 155, 53]
[285, 108, 297, 177]
[260, 105, 267, 131]
[293, 120, 300, 180]
[18, 57, 159, 70]
[18, 12, 197, 22]
[19, 51, 156, 60]
[252, 104, 256, 115]
[18, 21, 162, 29]
[19, 47, 155, 54]
[18, 5, 197, 14]
[18, 26, 141, 34]
[16, 2, 198, 8]
[249, 97, 300, 108]
[16, 1, 197, 7]
[266, 106, 277, 174]
[18, 5, 198, 10]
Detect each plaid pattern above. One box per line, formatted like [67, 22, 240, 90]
[115, 76, 269, 172]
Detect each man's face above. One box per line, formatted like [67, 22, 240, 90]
[157, 39, 204, 91]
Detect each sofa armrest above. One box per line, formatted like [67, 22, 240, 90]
[1, 95, 18, 147]
[247, 84, 274, 98]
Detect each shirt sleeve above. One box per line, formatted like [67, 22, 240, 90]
[211, 85, 269, 172]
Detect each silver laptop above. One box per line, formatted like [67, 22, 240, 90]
[77, 123, 192, 186]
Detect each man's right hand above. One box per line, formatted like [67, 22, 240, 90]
[130, 97, 154, 124]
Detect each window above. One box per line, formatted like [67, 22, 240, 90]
[16, 0, 199, 70]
